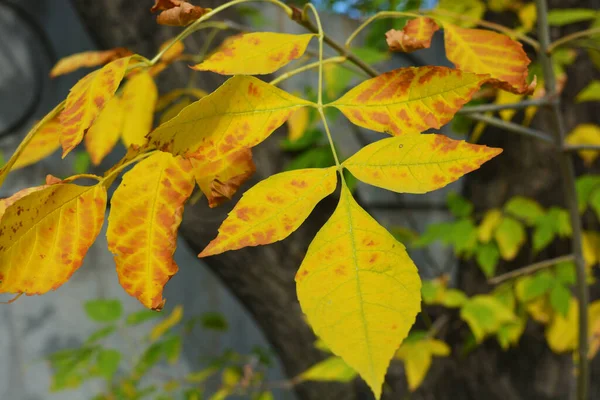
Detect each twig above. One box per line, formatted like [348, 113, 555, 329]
[458, 98, 550, 114]
[536, 1, 589, 399]
[564, 144, 600, 152]
[465, 113, 554, 143]
[488, 254, 575, 285]
[548, 27, 600, 53]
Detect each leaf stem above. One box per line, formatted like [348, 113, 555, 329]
[465, 113, 554, 143]
[344, 10, 421, 49]
[535, 1, 588, 398]
[303, 3, 324, 106]
[62, 174, 103, 183]
[457, 98, 550, 114]
[318, 109, 342, 170]
[548, 27, 600, 53]
[269, 56, 346, 86]
[488, 254, 575, 285]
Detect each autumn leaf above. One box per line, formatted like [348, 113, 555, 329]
[59, 56, 131, 157]
[192, 32, 315, 75]
[150, 0, 211, 26]
[395, 334, 450, 391]
[200, 167, 337, 257]
[329, 66, 488, 135]
[121, 71, 158, 148]
[386, 17, 439, 53]
[0, 183, 106, 295]
[287, 106, 310, 142]
[85, 96, 123, 165]
[342, 134, 502, 194]
[565, 124, 600, 166]
[190, 148, 256, 208]
[107, 152, 194, 310]
[150, 305, 183, 341]
[148, 76, 312, 163]
[50, 48, 132, 78]
[156, 88, 208, 112]
[443, 24, 533, 94]
[494, 216, 526, 260]
[576, 81, 600, 103]
[546, 298, 578, 352]
[0, 185, 49, 218]
[434, 0, 485, 28]
[461, 295, 516, 342]
[296, 184, 421, 399]
[299, 357, 357, 383]
[477, 209, 503, 243]
[12, 117, 61, 170]
[159, 98, 192, 125]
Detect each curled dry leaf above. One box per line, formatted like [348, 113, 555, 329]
[386, 17, 439, 53]
[151, 0, 211, 26]
[50, 48, 132, 78]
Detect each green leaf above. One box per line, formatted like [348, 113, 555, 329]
[420, 280, 441, 304]
[284, 146, 335, 171]
[460, 295, 516, 343]
[547, 8, 597, 26]
[515, 271, 555, 302]
[555, 261, 576, 285]
[576, 175, 600, 212]
[549, 208, 572, 237]
[186, 367, 219, 383]
[447, 192, 474, 218]
[550, 283, 571, 317]
[74, 151, 91, 174]
[442, 289, 468, 308]
[576, 81, 600, 103]
[299, 356, 357, 382]
[184, 388, 204, 400]
[97, 349, 120, 379]
[49, 348, 96, 391]
[126, 309, 161, 325]
[533, 214, 556, 252]
[200, 312, 229, 331]
[162, 336, 182, 364]
[476, 242, 500, 278]
[504, 196, 544, 226]
[414, 221, 456, 247]
[451, 218, 478, 256]
[86, 325, 116, 345]
[280, 128, 324, 151]
[589, 188, 600, 221]
[84, 299, 123, 323]
[494, 217, 526, 261]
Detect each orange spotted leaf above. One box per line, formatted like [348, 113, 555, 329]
[199, 167, 337, 257]
[192, 32, 315, 75]
[386, 17, 439, 53]
[443, 24, 533, 94]
[50, 48, 132, 78]
[85, 96, 124, 165]
[59, 56, 131, 157]
[12, 117, 61, 170]
[147, 76, 312, 163]
[296, 184, 421, 399]
[121, 71, 158, 148]
[0, 183, 107, 295]
[107, 152, 195, 310]
[342, 134, 502, 194]
[329, 66, 488, 135]
[190, 148, 256, 208]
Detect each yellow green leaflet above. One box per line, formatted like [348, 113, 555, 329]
[192, 32, 315, 75]
[494, 216, 526, 260]
[200, 167, 337, 257]
[395, 336, 450, 391]
[565, 124, 600, 166]
[296, 185, 421, 399]
[148, 76, 313, 163]
[299, 356, 357, 383]
[342, 134, 502, 194]
[330, 66, 488, 136]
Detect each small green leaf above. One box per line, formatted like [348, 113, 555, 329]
[589, 188, 600, 221]
[200, 312, 229, 331]
[74, 151, 91, 174]
[442, 289, 468, 308]
[555, 261, 576, 285]
[476, 242, 500, 278]
[515, 271, 555, 302]
[97, 349, 120, 379]
[576, 81, 600, 103]
[447, 192, 474, 218]
[547, 8, 597, 26]
[84, 299, 123, 323]
[280, 128, 324, 151]
[414, 221, 456, 247]
[504, 196, 544, 226]
[576, 175, 600, 212]
[284, 146, 335, 171]
[126, 309, 161, 325]
[451, 218, 478, 256]
[162, 336, 182, 364]
[550, 283, 571, 317]
[86, 325, 116, 345]
[421, 280, 441, 304]
[184, 388, 204, 400]
[533, 214, 556, 252]
[460, 295, 516, 343]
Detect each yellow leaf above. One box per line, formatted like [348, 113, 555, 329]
[150, 305, 183, 341]
[0, 183, 106, 295]
[148, 76, 312, 163]
[496, 90, 524, 121]
[50, 48, 132, 78]
[587, 300, 600, 358]
[296, 185, 421, 399]
[200, 167, 337, 257]
[59, 56, 131, 157]
[477, 209, 503, 243]
[160, 40, 185, 64]
[525, 296, 553, 324]
[435, 0, 485, 28]
[287, 106, 310, 142]
[460, 295, 516, 343]
[190, 148, 256, 208]
[518, 3, 537, 33]
[107, 152, 194, 310]
[192, 32, 315, 75]
[386, 17, 439, 53]
[342, 134, 502, 194]
[329, 66, 488, 135]
[159, 98, 192, 125]
[299, 356, 358, 383]
[85, 96, 124, 165]
[583, 231, 600, 269]
[0, 185, 49, 219]
[156, 88, 208, 112]
[121, 71, 158, 147]
[443, 24, 533, 94]
[494, 216, 526, 260]
[395, 337, 450, 391]
[565, 124, 600, 166]
[12, 118, 61, 170]
[546, 298, 578, 353]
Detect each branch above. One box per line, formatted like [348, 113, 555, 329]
[488, 254, 575, 285]
[564, 144, 600, 152]
[548, 27, 600, 53]
[458, 98, 550, 114]
[465, 113, 554, 143]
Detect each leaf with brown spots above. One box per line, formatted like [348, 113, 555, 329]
[0, 186, 48, 219]
[85, 96, 124, 165]
[0, 183, 107, 295]
[50, 48, 132, 78]
[342, 134, 502, 194]
[59, 56, 131, 157]
[151, 0, 211, 26]
[12, 117, 61, 170]
[190, 148, 256, 208]
[329, 66, 488, 135]
[386, 17, 439, 53]
[107, 152, 195, 310]
[192, 32, 315, 75]
[296, 184, 421, 400]
[443, 24, 534, 94]
[147, 76, 313, 163]
[199, 167, 337, 257]
[121, 71, 158, 148]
